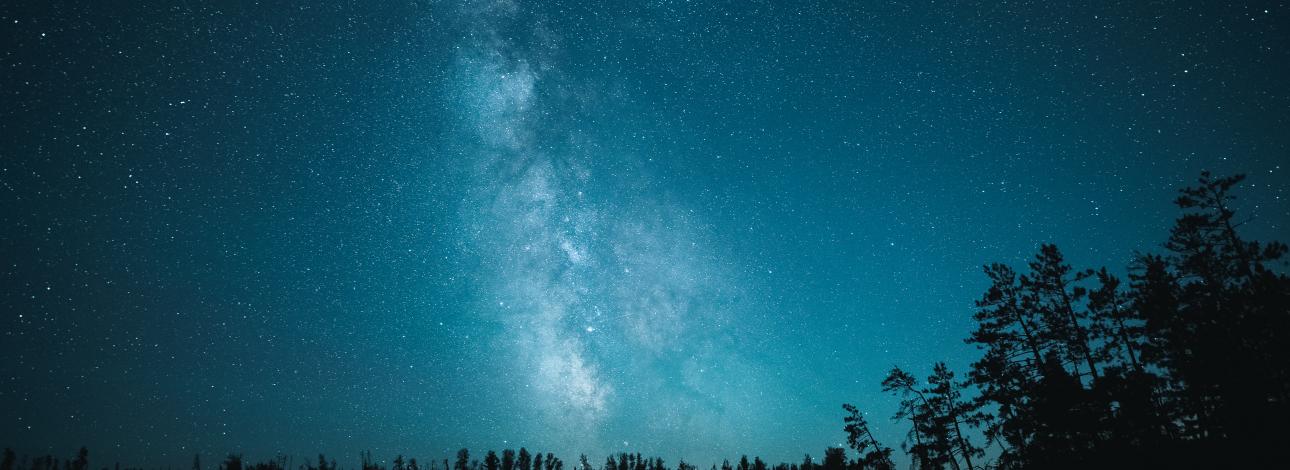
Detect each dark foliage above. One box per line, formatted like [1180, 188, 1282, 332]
[841, 404, 893, 470]
[840, 172, 1288, 469]
[868, 172, 1288, 468]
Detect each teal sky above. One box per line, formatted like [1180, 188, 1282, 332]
[3, 1, 1288, 469]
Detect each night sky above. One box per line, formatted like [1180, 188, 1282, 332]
[3, 0, 1288, 468]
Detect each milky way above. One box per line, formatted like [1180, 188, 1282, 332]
[2, 0, 1287, 468]
[448, 1, 774, 455]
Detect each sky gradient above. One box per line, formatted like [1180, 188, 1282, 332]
[3, 1, 1288, 468]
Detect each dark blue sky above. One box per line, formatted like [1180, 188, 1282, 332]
[3, 0, 1287, 468]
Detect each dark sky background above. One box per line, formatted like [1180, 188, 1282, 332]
[2, 0, 1288, 468]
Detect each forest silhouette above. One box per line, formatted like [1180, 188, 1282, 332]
[5, 172, 1288, 469]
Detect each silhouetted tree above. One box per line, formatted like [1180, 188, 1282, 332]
[1087, 268, 1142, 372]
[965, 249, 1112, 467]
[882, 367, 943, 468]
[964, 262, 1048, 457]
[926, 363, 982, 470]
[1023, 244, 1100, 380]
[821, 448, 845, 470]
[1087, 266, 1172, 447]
[222, 455, 243, 470]
[501, 451, 514, 470]
[518, 450, 531, 470]
[1157, 172, 1290, 456]
[455, 450, 470, 470]
[841, 404, 893, 470]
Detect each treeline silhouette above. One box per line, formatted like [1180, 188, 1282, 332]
[0, 447, 885, 470]
[842, 172, 1290, 469]
[3, 173, 1287, 469]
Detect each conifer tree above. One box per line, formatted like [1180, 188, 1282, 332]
[821, 449, 845, 470]
[1022, 244, 1099, 381]
[882, 367, 946, 469]
[841, 404, 893, 470]
[501, 451, 514, 470]
[926, 364, 982, 470]
[518, 450, 531, 470]
[455, 450, 470, 470]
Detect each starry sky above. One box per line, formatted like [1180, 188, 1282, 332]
[2, 0, 1288, 468]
